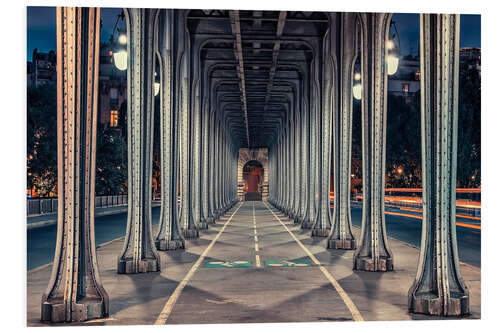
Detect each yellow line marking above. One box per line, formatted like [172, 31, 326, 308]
[263, 201, 364, 322]
[255, 242, 259, 252]
[154, 202, 243, 325]
[256, 254, 261, 267]
[254, 235, 258, 242]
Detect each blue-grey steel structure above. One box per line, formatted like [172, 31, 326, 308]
[41, 7, 469, 323]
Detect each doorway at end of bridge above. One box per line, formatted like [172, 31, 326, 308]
[243, 160, 263, 201]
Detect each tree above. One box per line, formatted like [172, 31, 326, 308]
[386, 92, 422, 188]
[95, 124, 128, 195]
[457, 66, 481, 188]
[27, 84, 57, 197]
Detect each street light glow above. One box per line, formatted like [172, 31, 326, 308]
[353, 83, 362, 100]
[118, 34, 127, 45]
[386, 40, 395, 50]
[154, 82, 160, 96]
[354, 72, 361, 80]
[113, 50, 128, 71]
[387, 55, 399, 75]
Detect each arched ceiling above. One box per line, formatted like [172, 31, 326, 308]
[187, 9, 329, 149]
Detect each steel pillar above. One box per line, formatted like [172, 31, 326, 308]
[328, 13, 357, 250]
[408, 14, 469, 316]
[302, 56, 319, 229]
[353, 13, 393, 272]
[41, 7, 109, 323]
[200, 96, 210, 225]
[154, 9, 185, 251]
[117, 8, 161, 274]
[178, 11, 199, 239]
[311, 14, 335, 237]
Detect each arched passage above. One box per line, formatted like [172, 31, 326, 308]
[237, 148, 269, 201]
[243, 160, 263, 201]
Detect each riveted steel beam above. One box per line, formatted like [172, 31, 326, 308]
[229, 10, 250, 147]
[408, 14, 469, 316]
[353, 13, 394, 272]
[328, 12, 357, 250]
[41, 7, 109, 323]
[117, 8, 161, 274]
[154, 9, 185, 251]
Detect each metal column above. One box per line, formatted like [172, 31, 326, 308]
[311, 13, 335, 237]
[408, 14, 469, 316]
[154, 9, 185, 251]
[328, 13, 357, 250]
[117, 8, 161, 274]
[353, 13, 394, 272]
[41, 7, 109, 322]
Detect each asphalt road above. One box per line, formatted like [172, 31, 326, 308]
[27, 202, 481, 271]
[27, 206, 161, 270]
[350, 202, 481, 268]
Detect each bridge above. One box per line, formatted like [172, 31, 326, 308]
[32, 7, 475, 324]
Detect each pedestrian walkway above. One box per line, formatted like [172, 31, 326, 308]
[26, 201, 480, 326]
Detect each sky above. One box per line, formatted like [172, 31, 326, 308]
[27, 7, 481, 61]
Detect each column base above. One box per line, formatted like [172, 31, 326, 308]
[155, 239, 185, 251]
[311, 228, 330, 237]
[207, 216, 216, 224]
[354, 256, 393, 272]
[182, 228, 199, 239]
[409, 293, 469, 316]
[117, 258, 160, 274]
[293, 216, 303, 224]
[42, 297, 108, 323]
[301, 220, 313, 229]
[327, 238, 356, 250]
[198, 221, 209, 230]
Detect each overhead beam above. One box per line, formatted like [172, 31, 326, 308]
[229, 10, 250, 147]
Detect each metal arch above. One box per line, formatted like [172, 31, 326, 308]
[117, 8, 161, 274]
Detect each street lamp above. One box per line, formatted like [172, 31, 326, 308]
[110, 11, 127, 71]
[154, 71, 160, 96]
[353, 61, 362, 100]
[386, 20, 401, 76]
[113, 32, 127, 71]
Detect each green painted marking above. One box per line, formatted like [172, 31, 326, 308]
[205, 260, 252, 268]
[264, 259, 312, 267]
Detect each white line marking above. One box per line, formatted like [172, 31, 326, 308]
[252, 202, 261, 267]
[263, 201, 364, 322]
[154, 203, 243, 325]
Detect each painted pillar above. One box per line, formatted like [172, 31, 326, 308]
[353, 13, 394, 272]
[311, 13, 335, 237]
[178, 11, 199, 239]
[154, 9, 185, 251]
[41, 7, 109, 323]
[117, 8, 160, 274]
[328, 12, 357, 250]
[408, 14, 469, 316]
[302, 55, 319, 229]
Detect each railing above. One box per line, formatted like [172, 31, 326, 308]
[27, 195, 128, 216]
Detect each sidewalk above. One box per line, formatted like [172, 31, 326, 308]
[26, 201, 480, 326]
